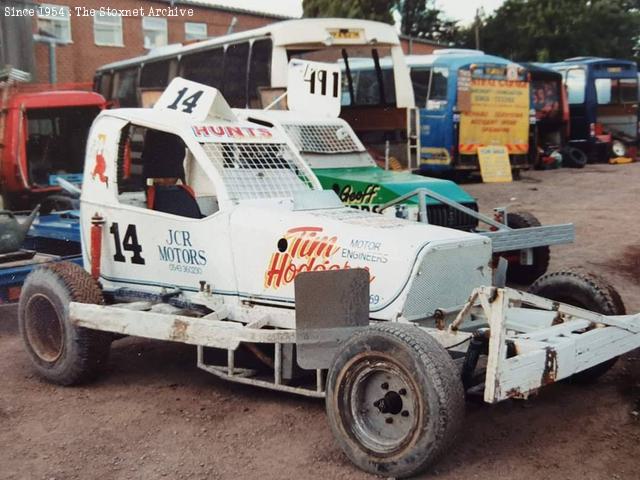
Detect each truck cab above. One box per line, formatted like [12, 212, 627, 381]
[0, 84, 106, 210]
[404, 51, 532, 176]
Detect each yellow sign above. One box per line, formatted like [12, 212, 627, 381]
[477, 145, 513, 183]
[327, 28, 363, 41]
[485, 67, 506, 76]
[459, 79, 529, 155]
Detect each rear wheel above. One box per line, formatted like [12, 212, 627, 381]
[503, 211, 550, 285]
[325, 324, 464, 478]
[528, 269, 626, 383]
[18, 262, 111, 385]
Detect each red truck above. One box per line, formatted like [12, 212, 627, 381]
[0, 80, 106, 211]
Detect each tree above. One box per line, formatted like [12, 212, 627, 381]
[465, 0, 640, 63]
[302, 0, 395, 25]
[302, 0, 462, 44]
[397, 0, 461, 44]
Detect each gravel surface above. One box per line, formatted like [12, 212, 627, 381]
[1, 162, 639, 479]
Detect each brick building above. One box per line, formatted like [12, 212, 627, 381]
[28, 0, 288, 83]
[6, 0, 439, 84]
[400, 35, 440, 56]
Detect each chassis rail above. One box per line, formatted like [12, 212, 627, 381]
[70, 286, 640, 403]
[455, 286, 640, 402]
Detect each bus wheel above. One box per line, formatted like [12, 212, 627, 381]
[325, 324, 464, 478]
[504, 211, 550, 285]
[18, 262, 111, 385]
[529, 269, 625, 383]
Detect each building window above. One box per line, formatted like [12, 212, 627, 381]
[94, 13, 123, 47]
[185, 22, 207, 41]
[37, 4, 72, 43]
[143, 17, 167, 49]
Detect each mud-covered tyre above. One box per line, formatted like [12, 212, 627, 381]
[18, 262, 111, 385]
[528, 269, 626, 383]
[325, 323, 464, 478]
[503, 211, 550, 285]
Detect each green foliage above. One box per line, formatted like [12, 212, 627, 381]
[398, 0, 460, 44]
[461, 0, 640, 63]
[302, 0, 640, 63]
[302, 0, 395, 25]
[302, 0, 462, 43]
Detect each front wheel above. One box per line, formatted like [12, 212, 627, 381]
[528, 269, 626, 383]
[18, 262, 111, 385]
[325, 324, 464, 478]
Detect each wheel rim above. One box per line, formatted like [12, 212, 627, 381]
[341, 355, 422, 456]
[24, 293, 64, 363]
[612, 140, 626, 157]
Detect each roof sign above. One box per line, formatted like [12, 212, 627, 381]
[154, 77, 236, 122]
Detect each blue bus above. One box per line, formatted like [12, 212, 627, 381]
[521, 62, 570, 168]
[404, 50, 533, 176]
[548, 57, 639, 161]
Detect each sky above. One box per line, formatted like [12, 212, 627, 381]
[202, 0, 506, 26]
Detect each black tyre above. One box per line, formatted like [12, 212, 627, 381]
[40, 194, 78, 215]
[503, 211, 550, 285]
[325, 323, 464, 478]
[18, 262, 111, 385]
[1, 193, 20, 211]
[562, 146, 587, 168]
[528, 269, 626, 383]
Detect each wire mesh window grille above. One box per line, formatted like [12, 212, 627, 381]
[201, 142, 314, 201]
[281, 123, 362, 154]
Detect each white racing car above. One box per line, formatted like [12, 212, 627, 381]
[17, 77, 640, 478]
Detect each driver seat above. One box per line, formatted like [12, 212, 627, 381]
[148, 183, 202, 219]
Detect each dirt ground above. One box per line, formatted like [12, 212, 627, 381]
[1, 163, 639, 480]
